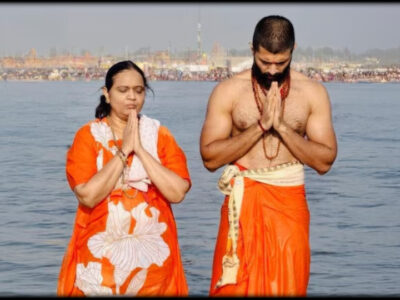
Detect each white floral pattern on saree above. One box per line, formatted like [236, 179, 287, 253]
[75, 202, 170, 295]
[90, 121, 113, 150]
[90, 121, 118, 171]
[125, 269, 148, 296]
[75, 262, 113, 296]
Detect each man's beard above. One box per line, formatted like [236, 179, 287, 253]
[252, 58, 291, 90]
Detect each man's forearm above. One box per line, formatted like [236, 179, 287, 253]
[278, 122, 336, 174]
[201, 122, 263, 171]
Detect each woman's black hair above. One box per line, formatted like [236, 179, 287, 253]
[95, 60, 153, 119]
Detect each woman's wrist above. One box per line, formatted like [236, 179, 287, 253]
[134, 145, 146, 158]
[116, 150, 127, 166]
[120, 149, 128, 159]
[120, 146, 130, 158]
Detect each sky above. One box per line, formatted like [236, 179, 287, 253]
[0, 3, 399, 57]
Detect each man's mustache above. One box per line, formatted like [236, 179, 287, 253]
[252, 59, 291, 89]
[262, 73, 283, 81]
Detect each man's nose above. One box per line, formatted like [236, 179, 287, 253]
[267, 65, 278, 75]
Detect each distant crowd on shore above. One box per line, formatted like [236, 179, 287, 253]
[1, 65, 399, 83]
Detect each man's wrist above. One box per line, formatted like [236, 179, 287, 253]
[276, 121, 289, 135]
[258, 119, 267, 133]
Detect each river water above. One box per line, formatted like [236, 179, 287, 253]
[0, 80, 399, 296]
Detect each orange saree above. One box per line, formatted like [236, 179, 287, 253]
[57, 117, 190, 296]
[209, 162, 310, 297]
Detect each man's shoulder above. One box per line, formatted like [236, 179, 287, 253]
[216, 69, 250, 89]
[211, 69, 250, 96]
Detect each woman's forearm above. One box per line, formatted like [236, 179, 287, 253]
[135, 147, 190, 203]
[74, 154, 125, 208]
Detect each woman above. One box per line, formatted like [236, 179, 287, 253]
[57, 61, 191, 296]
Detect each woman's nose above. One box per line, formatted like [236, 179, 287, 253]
[127, 89, 135, 99]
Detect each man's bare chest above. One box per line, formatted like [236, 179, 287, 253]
[232, 92, 310, 135]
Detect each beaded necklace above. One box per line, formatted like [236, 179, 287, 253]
[251, 73, 291, 160]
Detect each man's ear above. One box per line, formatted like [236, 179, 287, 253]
[249, 42, 254, 55]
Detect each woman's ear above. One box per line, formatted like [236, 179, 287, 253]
[102, 87, 110, 104]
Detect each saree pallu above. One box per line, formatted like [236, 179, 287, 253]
[210, 162, 310, 296]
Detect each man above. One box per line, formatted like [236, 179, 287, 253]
[200, 15, 337, 296]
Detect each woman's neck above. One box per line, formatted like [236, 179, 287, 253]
[108, 113, 127, 139]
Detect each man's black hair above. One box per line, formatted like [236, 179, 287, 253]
[252, 15, 295, 54]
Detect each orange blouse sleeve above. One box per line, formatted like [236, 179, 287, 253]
[157, 126, 191, 188]
[66, 123, 98, 191]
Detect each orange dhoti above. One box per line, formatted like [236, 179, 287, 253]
[209, 162, 310, 296]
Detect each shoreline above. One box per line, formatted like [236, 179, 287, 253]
[1, 78, 399, 84]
